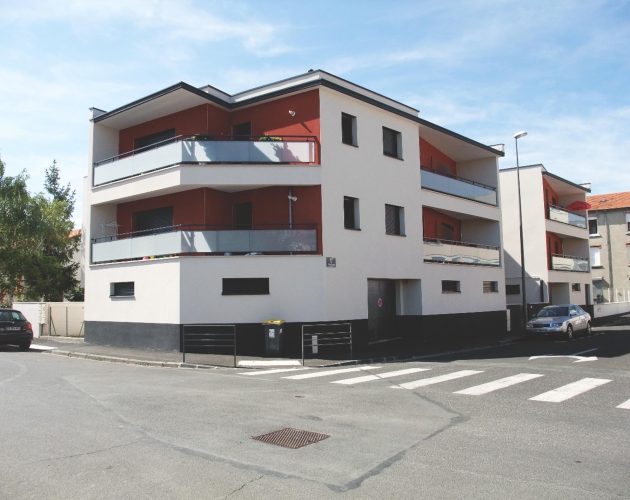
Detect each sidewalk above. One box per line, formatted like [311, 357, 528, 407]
[31, 332, 527, 370]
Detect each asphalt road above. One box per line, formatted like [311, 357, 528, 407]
[1, 326, 629, 499]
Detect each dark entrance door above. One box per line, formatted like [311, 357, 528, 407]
[367, 279, 396, 341]
[234, 202, 253, 229]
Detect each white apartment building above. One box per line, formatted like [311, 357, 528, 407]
[500, 165, 591, 318]
[84, 70, 506, 353]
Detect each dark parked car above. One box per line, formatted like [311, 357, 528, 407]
[0, 309, 33, 350]
[526, 304, 591, 340]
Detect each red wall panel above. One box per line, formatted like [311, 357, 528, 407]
[546, 231, 564, 269]
[422, 207, 461, 240]
[420, 138, 456, 176]
[542, 178, 559, 217]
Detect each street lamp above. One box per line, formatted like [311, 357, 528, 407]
[514, 131, 528, 330]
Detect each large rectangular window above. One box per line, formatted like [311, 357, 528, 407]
[222, 278, 270, 295]
[341, 113, 357, 146]
[344, 196, 360, 230]
[110, 282, 135, 297]
[588, 217, 598, 236]
[382, 127, 402, 159]
[385, 204, 405, 236]
[590, 246, 602, 267]
[134, 128, 176, 151]
[442, 280, 461, 293]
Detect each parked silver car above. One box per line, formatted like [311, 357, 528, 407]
[526, 304, 592, 339]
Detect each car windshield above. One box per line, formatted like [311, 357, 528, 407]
[536, 307, 569, 318]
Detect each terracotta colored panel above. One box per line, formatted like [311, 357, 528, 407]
[422, 207, 461, 240]
[420, 138, 456, 176]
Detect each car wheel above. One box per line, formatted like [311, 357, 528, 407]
[19, 342, 30, 351]
[566, 325, 574, 340]
[585, 322, 592, 336]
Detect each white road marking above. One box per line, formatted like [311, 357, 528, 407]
[529, 378, 612, 403]
[528, 355, 597, 363]
[572, 348, 598, 356]
[284, 366, 381, 380]
[29, 344, 56, 351]
[455, 373, 544, 396]
[237, 360, 301, 367]
[616, 398, 630, 410]
[238, 367, 311, 376]
[393, 370, 483, 390]
[332, 368, 430, 385]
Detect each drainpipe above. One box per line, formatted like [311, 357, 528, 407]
[288, 187, 294, 229]
[604, 210, 614, 299]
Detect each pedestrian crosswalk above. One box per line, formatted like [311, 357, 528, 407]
[238, 364, 630, 410]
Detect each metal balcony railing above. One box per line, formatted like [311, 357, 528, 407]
[421, 168, 497, 206]
[550, 254, 589, 272]
[91, 224, 318, 263]
[547, 205, 587, 229]
[92, 135, 319, 186]
[423, 238, 501, 266]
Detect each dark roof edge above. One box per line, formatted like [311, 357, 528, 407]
[542, 170, 591, 193]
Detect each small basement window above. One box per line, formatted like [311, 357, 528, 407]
[442, 280, 461, 293]
[483, 281, 499, 293]
[110, 281, 135, 297]
[222, 278, 270, 295]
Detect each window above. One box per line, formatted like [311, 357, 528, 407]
[506, 284, 520, 295]
[385, 204, 405, 236]
[590, 247, 602, 267]
[222, 278, 269, 295]
[588, 217, 598, 236]
[110, 282, 134, 297]
[134, 128, 176, 151]
[442, 280, 461, 293]
[344, 196, 360, 230]
[382, 127, 402, 159]
[626, 213, 630, 232]
[341, 113, 357, 146]
[133, 207, 173, 235]
[572, 283, 581, 292]
[232, 122, 252, 138]
[483, 281, 499, 293]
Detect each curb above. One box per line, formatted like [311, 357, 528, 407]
[43, 334, 525, 370]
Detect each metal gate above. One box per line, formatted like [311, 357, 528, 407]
[181, 324, 236, 367]
[367, 279, 396, 341]
[301, 322, 352, 366]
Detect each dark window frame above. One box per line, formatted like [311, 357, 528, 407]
[110, 281, 135, 298]
[588, 218, 598, 235]
[134, 128, 176, 151]
[385, 204, 405, 236]
[506, 284, 520, 295]
[222, 278, 270, 296]
[344, 196, 360, 230]
[341, 113, 358, 147]
[442, 280, 461, 293]
[382, 126, 402, 159]
[483, 281, 499, 293]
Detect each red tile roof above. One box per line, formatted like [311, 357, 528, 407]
[587, 192, 630, 211]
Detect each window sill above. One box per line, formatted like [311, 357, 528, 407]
[110, 295, 135, 300]
[344, 227, 361, 231]
[441, 291, 461, 294]
[383, 153, 404, 161]
[589, 234, 601, 238]
[591, 265, 604, 269]
[342, 142, 359, 148]
[385, 233, 406, 237]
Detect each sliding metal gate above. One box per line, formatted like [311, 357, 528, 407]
[181, 324, 236, 367]
[301, 322, 353, 366]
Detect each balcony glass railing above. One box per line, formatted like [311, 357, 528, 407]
[93, 135, 318, 186]
[91, 225, 318, 263]
[548, 205, 587, 229]
[550, 254, 589, 272]
[421, 168, 497, 206]
[423, 238, 501, 266]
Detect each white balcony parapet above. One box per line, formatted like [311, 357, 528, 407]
[421, 168, 497, 206]
[93, 136, 318, 186]
[548, 205, 587, 229]
[91, 227, 318, 263]
[423, 238, 501, 266]
[551, 254, 589, 272]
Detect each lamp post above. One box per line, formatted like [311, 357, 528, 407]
[514, 131, 528, 329]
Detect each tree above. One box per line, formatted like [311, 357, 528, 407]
[0, 158, 79, 304]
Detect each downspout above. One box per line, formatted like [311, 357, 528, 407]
[604, 210, 614, 296]
[288, 187, 294, 229]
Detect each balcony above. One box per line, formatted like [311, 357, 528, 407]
[550, 254, 589, 272]
[421, 168, 497, 206]
[548, 205, 587, 229]
[91, 225, 318, 264]
[423, 238, 501, 267]
[93, 135, 318, 186]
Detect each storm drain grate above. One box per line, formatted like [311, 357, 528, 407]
[252, 427, 329, 449]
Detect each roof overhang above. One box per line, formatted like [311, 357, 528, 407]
[542, 170, 591, 196]
[418, 119, 504, 161]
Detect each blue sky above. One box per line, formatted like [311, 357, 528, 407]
[1, 0, 629, 224]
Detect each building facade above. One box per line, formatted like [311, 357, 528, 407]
[499, 165, 591, 318]
[84, 70, 506, 353]
[587, 192, 630, 303]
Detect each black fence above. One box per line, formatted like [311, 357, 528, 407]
[301, 323, 353, 366]
[181, 324, 236, 367]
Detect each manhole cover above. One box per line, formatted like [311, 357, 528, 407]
[252, 427, 329, 449]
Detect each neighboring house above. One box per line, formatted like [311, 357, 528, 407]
[587, 192, 630, 303]
[69, 229, 85, 289]
[499, 165, 591, 317]
[84, 69, 506, 353]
